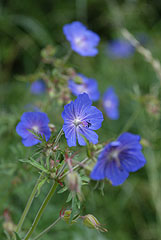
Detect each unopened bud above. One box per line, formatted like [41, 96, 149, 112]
[48, 123, 56, 132]
[66, 172, 81, 193]
[73, 75, 83, 84]
[41, 45, 56, 59]
[140, 138, 151, 147]
[144, 95, 160, 118]
[3, 222, 16, 234]
[82, 214, 108, 232]
[62, 210, 77, 224]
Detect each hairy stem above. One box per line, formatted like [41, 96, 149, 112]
[23, 181, 58, 240]
[16, 173, 44, 233]
[121, 28, 161, 82]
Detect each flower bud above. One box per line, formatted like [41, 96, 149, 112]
[41, 45, 56, 59]
[3, 222, 16, 234]
[82, 214, 108, 232]
[48, 123, 56, 132]
[62, 210, 77, 224]
[66, 172, 80, 193]
[63, 210, 71, 223]
[144, 95, 160, 118]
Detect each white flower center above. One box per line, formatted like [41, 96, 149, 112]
[74, 36, 86, 48]
[110, 150, 119, 159]
[73, 118, 82, 127]
[32, 125, 39, 133]
[105, 100, 112, 108]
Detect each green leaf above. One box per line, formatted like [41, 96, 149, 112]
[66, 192, 72, 203]
[70, 194, 77, 223]
[36, 177, 48, 197]
[19, 158, 49, 174]
[3, 230, 11, 240]
[14, 232, 22, 240]
[57, 186, 68, 194]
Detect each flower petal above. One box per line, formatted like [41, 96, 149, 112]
[83, 106, 104, 130]
[63, 124, 76, 147]
[16, 122, 30, 138]
[73, 93, 92, 118]
[117, 132, 142, 150]
[22, 135, 40, 147]
[105, 161, 129, 186]
[62, 101, 75, 122]
[119, 150, 146, 172]
[90, 161, 106, 180]
[76, 129, 86, 146]
[79, 127, 98, 144]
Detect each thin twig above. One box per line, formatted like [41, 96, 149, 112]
[121, 28, 161, 82]
[33, 217, 61, 240]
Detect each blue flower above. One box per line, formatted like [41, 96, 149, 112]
[62, 93, 104, 147]
[103, 87, 119, 120]
[16, 112, 51, 147]
[90, 132, 146, 186]
[107, 39, 134, 59]
[30, 79, 46, 94]
[68, 74, 100, 101]
[63, 21, 100, 57]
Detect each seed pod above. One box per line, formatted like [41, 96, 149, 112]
[82, 214, 108, 232]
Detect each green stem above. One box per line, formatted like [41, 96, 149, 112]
[23, 181, 58, 240]
[32, 217, 61, 240]
[16, 174, 43, 233]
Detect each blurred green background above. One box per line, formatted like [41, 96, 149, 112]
[1, 0, 161, 239]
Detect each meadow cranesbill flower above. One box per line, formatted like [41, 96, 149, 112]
[103, 87, 119, 120]
[63, 21, 100, 56]
[16, 112, 51, 147]
[62, 93, 103, 147]
[90, 132, 146, 186]
[30, 79, 46, 94]
[107, 39, 134, 59]
[68, 74, 100, 101]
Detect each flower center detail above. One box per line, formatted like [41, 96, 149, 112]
[73, 118, 82, 127]
[73, 119, 91, 128]
[32, 125, 39, 133]
[75, 36, 86, 48]
[105, 100, 112, 108]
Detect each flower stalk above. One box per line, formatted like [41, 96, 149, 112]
[16, 173, 44, 234]
[23, 181, 58, 240]
[32, 217, 61, 240]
